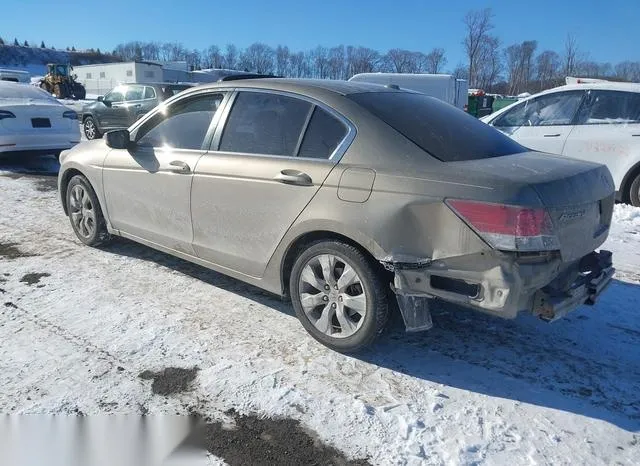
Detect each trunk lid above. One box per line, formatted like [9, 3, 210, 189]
[451, 151, 615, 261]
[0, 99, 74, 133]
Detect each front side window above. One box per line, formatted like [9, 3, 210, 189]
[298, 107, 348, 159]
[125, 86, 144, 101]
[219, 92, 311, 156]
[104, 87, 125, 104]
[136, 93, 223, 150]
[576, 90, 640, 124]
[494, 91, 584, 127]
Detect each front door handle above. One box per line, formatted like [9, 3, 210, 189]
[274, 169, 313, 186]
[169, 160, 190, 173]
[544, 133, 561, 137]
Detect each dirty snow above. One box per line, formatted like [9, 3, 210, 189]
[0, 164, 639, 465]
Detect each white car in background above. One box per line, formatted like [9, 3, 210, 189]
[0, 81, 81, 158]
[482, 79, 640, 206]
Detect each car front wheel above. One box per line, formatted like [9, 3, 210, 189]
[66, 175, 111, 247]
[83, 116, 102, 140]
[290, 241, 389, 353]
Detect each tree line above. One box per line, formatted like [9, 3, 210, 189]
[5, 7, 640, 95]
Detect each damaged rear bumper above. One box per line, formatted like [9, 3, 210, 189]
[388, 250, 615, 331]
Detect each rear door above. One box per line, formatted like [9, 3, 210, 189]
[562, 89, 640, 189]
[491, 90, 585, 154]
[190, 90, 352, 277]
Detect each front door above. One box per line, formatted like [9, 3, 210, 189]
[96, 86, 126, 129]
[492, 90, 585, 155]
[102, 91, 226, 253]
[190, 91, 351, 278]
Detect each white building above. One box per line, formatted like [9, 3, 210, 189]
[73, 61, 164, 96]
[72, 61, 258, 96]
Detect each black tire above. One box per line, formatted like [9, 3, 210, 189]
[65, 174, 111, 247]
[83, 116, 102, 140]
[289, 241, 389, 353]
[630, 173, 640, 207]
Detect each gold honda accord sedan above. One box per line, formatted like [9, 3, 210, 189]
[58, 78, 615, 352]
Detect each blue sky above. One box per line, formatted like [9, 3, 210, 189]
[1, 0, 638, 68]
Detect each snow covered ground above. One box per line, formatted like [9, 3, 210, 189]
[0, 160, 639, 465]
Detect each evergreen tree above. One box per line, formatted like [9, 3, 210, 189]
[13, 38, 19, 46]
[41, 41, 46, 48]
[23, 40, 29, 46]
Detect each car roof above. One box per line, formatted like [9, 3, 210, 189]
[540, 81, 640, 95]
[190, 78, 402, 96]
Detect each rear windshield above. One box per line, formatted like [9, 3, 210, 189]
[348, 92, 527, 162]
[0, 83, 57, 101]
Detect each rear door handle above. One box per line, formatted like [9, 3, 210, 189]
[274, 169, 313, 186]
[169, 160, 190, 173]
[544, 133, 561, 137]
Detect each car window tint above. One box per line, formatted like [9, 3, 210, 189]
[125, 86, 144, 101]
[144, 86, 156, 99]
[298, 107, 348, 159]
[349, 92, 526, 162]
[577, 91, 640, 124]
[219, 92, 311, 156]
[136, 93, 223, 150]
[494, 91, 584, 127]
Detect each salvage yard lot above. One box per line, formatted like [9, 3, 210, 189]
[1, 156, 639, 465]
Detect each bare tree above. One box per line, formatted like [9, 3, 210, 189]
[204, 45, 223, 69]
[563, 34, 580, 77]
[310, 46, 329, 78]
[536, 50, 561, 90]
[224, 44, 238, 70]
[463, 8, 495, 87]
[328, 46, 346, 79]
[384, 49, 417, 73]
[615, 61, 640, 82]
[475, 35, 501, 91]
[240, 43, 274, 74]
[289, 51, 308, 77]
[275, 45, 290, 76]
[423, 48, 447, 74]
[346, 46, 380, 77]
[504, 40, 537, 94]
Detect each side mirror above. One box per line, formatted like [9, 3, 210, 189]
[97, 96, 104, 102]
[105, 129, 133, 150]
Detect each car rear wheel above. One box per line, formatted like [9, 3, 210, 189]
[83, 116, 101, 140]
[630, 173, 640, 207]
[290, 241, 389, 353]
[66, 175, 111, 247]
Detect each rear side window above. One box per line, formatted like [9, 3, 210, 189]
[576, 90, 640, 124]
[219, 92, 311, 156]
[494, 91, 584, 127]
[136, 93, 223, 150]
[298, 107, 348, 159]
[125, 86, 144, 101]
[144, 86, 156, 99]
[348, 92, 527, 162]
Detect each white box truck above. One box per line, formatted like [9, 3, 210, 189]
[348, 73, 469, 110]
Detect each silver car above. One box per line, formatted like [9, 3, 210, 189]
[57, 79, 615, 352]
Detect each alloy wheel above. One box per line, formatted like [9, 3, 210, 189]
[298, 254, 367, 338]
[69, 184, 96, 239]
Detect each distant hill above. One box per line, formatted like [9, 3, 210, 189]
[0, 44, 122, 76]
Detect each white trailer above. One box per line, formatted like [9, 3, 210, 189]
[348, 73, 469, 110]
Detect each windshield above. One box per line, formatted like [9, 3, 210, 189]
[348, 92, 527, 162]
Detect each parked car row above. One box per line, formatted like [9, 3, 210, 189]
[57, 78, 616, 352]
[482, 80, 640, 206]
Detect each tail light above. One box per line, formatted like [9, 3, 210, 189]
[446, 199, 560, 252]
[63, 110, 78, 120]
[0, 110, 16, 121]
